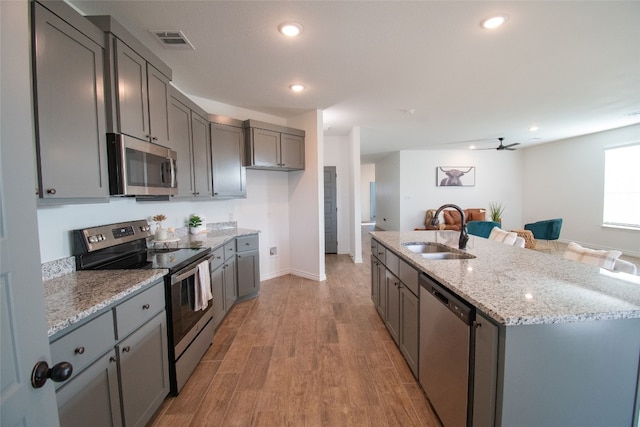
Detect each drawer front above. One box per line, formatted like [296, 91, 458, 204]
[115, 281, 165, 340]
[375, 243, 386, 264]
[399, 259, 419, 296]
[224, 241, 236, 260]
[50, 310, 114, 386]
[236, 235, 258, 252]
[210, 246, 224, 271]
[385, 249, 399, 277]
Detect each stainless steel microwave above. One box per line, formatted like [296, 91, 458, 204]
[107, 133, 177, 196]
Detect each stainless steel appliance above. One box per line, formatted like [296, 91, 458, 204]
[107, 133, 178, 196]
[74, 219, 213, 395]
[419, 273, 474, 427]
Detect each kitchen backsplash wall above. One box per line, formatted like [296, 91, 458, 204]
[37, 169, 291, 279]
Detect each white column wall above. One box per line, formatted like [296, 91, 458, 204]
[325, 135, 352, 255]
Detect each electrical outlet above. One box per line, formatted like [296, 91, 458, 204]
[270, 246, 277, 256]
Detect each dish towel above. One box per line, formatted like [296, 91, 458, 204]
[194, 260, 212, 311]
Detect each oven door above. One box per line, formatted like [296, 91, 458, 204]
[170, 257, 213, 358]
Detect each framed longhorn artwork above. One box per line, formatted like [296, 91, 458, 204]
[436, 166, 475, 187]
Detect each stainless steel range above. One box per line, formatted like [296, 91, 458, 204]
[73, 219, 215, 395]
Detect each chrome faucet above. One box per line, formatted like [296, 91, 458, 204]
[431, 204, 469, 250]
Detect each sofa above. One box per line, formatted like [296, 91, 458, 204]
[423, 208, 487, 231]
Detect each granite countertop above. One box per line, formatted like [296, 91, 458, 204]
[44, 270, 167, 339]
[371, 230, 640, 326]
[44, 227, 260, 339]
[168, 227, 259, 250]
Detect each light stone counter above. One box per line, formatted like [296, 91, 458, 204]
[44, 270, 167, 339]
[44, 227, 259, 339]
[371, 230, 640, 326]
[170, 227, 260, 250]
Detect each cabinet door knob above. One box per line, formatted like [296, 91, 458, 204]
[31, 361, 73, 388]
[109, 356, 117, 363]
[142, 304, 150, 310]
[46, 188, 57, 195]
[122, 346, 131, 353]
[152, 136, 158, 141]
[74, 346, 85, 355]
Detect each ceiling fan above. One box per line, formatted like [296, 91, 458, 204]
[476, 137, 520, 151]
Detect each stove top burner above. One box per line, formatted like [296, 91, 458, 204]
[74, 220, 210, 273]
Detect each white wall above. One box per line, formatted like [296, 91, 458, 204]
[361, 163, 375, 222]
[523, 124, 640, 256]
[325, 135, 352, 255]
[37, 170, 292, 280]
[349, 127, 362, 263]
[399, 149, 524, 231]
[375, 152, 401, 230]
[287, 110, 326, 281]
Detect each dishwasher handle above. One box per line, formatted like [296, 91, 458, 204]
[432, 288, 449, 305]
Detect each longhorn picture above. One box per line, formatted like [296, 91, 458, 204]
[437, 167, 475, 187]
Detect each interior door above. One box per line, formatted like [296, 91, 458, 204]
[324, 166, 338, 253]
[1, 2, 59, 425]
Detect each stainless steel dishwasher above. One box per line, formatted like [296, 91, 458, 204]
[419, 273, 474, 427]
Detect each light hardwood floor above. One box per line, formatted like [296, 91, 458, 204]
[148, 230, 440, 426]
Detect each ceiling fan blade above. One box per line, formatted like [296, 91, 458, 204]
[503, 142, 520, 148]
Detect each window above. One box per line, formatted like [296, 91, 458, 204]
[603, 144, 640, 229]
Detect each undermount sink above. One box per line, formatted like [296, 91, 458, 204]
[402, 242, 476, 260]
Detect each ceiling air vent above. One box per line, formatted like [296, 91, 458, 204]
[150, 30, 194, 50]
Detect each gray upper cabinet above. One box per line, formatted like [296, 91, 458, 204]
[243, 120, 305, 171]
[168, 95, 195, 197]
[191, 112, 212, 197]
[88, 16, 172, 146]
[32, 2, 109, 201]
[168, 88, 211, 198]
[210, 117, 246, 199]
[112, 39, 171, 146]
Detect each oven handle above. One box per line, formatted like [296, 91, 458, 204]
[171, 256, 212, 284]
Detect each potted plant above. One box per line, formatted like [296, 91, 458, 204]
[188, 214, 206, 234]
[489, 202, 505, 224]
[152, 214, 168, 240]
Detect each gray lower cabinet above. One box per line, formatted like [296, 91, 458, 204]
[50, 279, 168, 427]
[32, 2, 109, 201]
[371, 241, 419, 378]
[118, 312, 169, 427]
[210, 244, 237, 329]
[472, 312, 499, 427]
[236, 235, 260, 300]
[168, 88, 211, 198]
[210, 120, 246, 198]
[398, 285, 419, 377]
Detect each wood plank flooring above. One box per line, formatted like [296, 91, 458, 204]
[148, 237, 440, 426]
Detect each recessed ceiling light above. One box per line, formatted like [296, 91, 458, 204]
[278, 22, 303, 37]
[290, 84, 305, 92]
[481, 14, 508, 29]
[529, 125, 539, 131]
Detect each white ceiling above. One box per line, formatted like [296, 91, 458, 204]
[70, 0, 640, 161]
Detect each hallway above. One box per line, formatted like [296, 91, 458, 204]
[149, 227, 439, 426]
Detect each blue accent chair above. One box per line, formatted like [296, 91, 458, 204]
[466, 221, 501, 238]
[524, 218, 563, 251]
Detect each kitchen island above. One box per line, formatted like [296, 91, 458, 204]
[371, 230, 640, 427]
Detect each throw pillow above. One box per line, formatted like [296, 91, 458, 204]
[468, 210, 486, 221]
[563, 242, 622, 270]
[443, 210, 461, 225]
[488, 227, 518, 245]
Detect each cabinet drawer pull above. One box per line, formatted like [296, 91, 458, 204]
[245, 242, 250, 246]
[142, 304, 150, 310]
[46, 188, 57, 195]
[74, 347, 85, 355]
[122, 346, 131, 353]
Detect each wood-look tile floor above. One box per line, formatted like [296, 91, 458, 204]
[148, 239, 441, 426]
